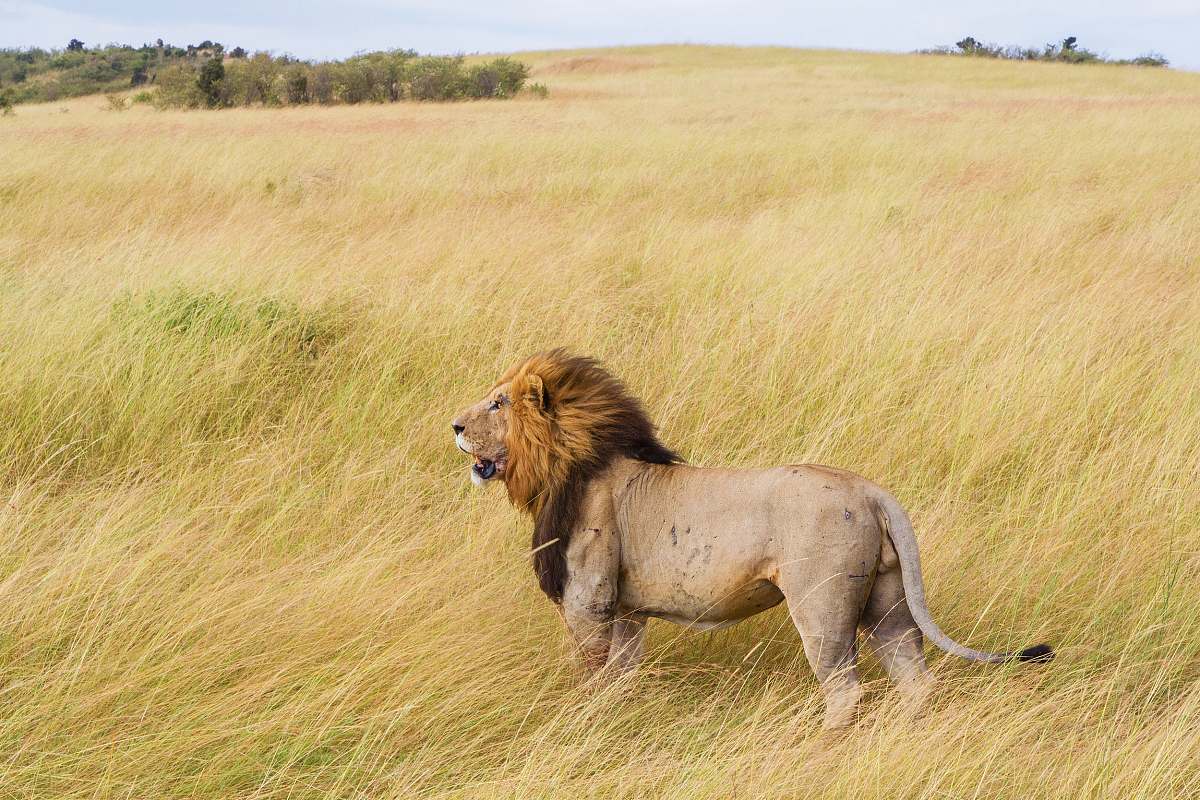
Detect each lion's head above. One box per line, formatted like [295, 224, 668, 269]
[451, 382, 512, 487]
[452, 349, 682, 601]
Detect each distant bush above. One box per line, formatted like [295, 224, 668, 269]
[1128, 53, 1170, 67]
[526, 81, 550, 99]
[0, 88, 14, 116]
[131, 90, 155, 104]
[104, 92, 127, 111]
[155, 62, 206, 108]
[283, 63, 309, 104]
[409, 55, 467, 101]
[197, 56, 224, 107]
[464, 57, 529, 98]
[923, 36, 1168, 68]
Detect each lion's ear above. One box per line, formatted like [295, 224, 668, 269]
[524, 374, 547, 409]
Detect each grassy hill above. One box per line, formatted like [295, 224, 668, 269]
[1, 45, 1199, 799]
[0, 41, 207, 103]
[0, 43, 531, 108]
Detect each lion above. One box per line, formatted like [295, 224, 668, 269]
[452, 350, 1053, 729]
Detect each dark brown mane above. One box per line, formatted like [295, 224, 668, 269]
[497, 349, 682, 602]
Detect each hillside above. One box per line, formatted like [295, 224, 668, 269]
[0, 41, 530, 107]
[0, 40, 218, 103]
[1, 45, 1199, 799]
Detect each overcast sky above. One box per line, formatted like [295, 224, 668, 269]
[2, 0, 1198, 70]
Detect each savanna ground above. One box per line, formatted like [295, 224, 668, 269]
[1, 44, 1199, 798]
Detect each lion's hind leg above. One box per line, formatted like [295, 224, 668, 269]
[778, 573, 871, 731]
[860, 559, 936, 716]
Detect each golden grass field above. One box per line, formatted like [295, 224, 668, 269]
[1, 44, 1199, 798]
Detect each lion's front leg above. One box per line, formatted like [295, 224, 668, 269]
[605, 616, 647, 674]
[561, 596, 615, 676]
[560, 523, 620, 678]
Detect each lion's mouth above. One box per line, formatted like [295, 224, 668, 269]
[471, 456, 506, 483]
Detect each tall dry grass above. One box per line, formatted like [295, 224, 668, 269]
[1, 45, 1199, 798]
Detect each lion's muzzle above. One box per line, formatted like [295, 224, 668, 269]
[453, 423, 506, 486]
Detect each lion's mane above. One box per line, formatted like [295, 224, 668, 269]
[496, 349, 682, 602]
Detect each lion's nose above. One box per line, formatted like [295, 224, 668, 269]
[452, 422, 465, 435]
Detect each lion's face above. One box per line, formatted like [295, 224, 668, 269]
[451, 382, 512, 487]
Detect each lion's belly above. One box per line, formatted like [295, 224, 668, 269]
[615, 469, 786, 624]
[622, 576, 785, 629]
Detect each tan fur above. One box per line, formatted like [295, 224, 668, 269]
[453, 351, 1052, 730]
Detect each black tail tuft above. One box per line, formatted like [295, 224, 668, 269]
[1015, 643, 1054, 663]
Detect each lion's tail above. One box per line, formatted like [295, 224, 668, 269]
[873, 492, 1054, 665]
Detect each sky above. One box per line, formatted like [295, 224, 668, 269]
[2, 0, 1198, 70]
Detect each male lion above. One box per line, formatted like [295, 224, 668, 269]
[452, 350, 1052, 729]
